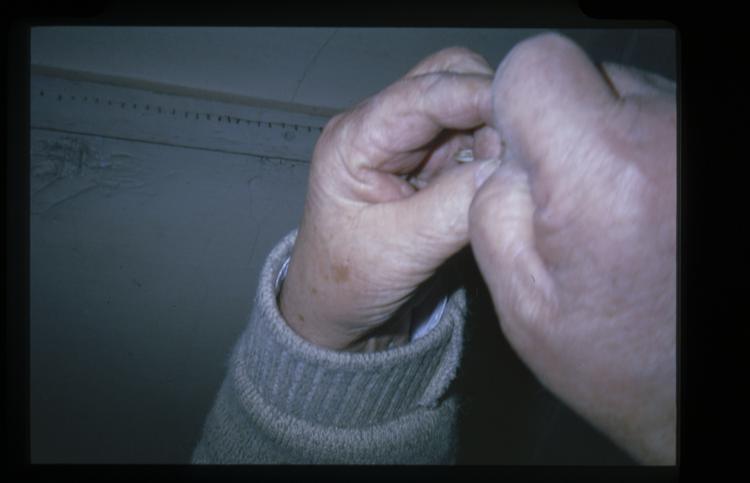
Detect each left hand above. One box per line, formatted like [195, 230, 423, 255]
[279, 47, 502, 351]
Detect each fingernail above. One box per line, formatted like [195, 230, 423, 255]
[474, 158, 502, 189]
[455, 148, 475, 163]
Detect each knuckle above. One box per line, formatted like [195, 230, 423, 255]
[496, 32, 578, 88]
[318, 110, 360, 150]
[492, 32, 587, 131]
[509, 32, 575, 63]
[442, 46, 490, 71]
[322, 111, 346, 136]
[416, 46, 489, 75]
[436, 45, 478, 62]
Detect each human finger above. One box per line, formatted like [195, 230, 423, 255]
[490, 33, 618, 182]
[599, 62, 676, 98]
[367, 157, 502, 275]
[350, 71, 494, 173]
[404, 46, 493, 78]
[468, 158, 559, 331]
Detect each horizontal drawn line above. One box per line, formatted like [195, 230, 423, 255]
[31, 64, 342, 118]
[30, 126, 312, 164]
[37, 88, 325, 133]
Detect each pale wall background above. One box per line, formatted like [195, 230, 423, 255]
[31, 27, 676, 111]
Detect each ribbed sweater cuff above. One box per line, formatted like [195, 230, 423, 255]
[233, 229, 466, 429]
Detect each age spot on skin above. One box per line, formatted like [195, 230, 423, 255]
[332, 263, 350, 284]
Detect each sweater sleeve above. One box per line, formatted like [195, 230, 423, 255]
[191, 230, 467, 464]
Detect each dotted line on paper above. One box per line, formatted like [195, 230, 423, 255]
[39, 89, 325, 134]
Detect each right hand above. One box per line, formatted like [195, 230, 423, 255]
[469, 33, 677, 464]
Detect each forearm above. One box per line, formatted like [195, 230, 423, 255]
[192, 230, 467, 464]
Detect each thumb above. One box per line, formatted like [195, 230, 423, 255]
[491, 33, 617, 184]
[468, 159, 558, 332]
[371, 158, 502, 274]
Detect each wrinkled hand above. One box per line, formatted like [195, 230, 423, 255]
[280, 48, 502, 352]
[469, 34, 676, 464]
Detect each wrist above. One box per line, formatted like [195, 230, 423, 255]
[276, 232, 447, 353]
[278, 254, 382, 352]
[280, 286, 412, 352]
[279, 275, 348, 351]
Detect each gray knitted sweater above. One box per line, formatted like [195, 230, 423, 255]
[192, 230, 467, 464]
